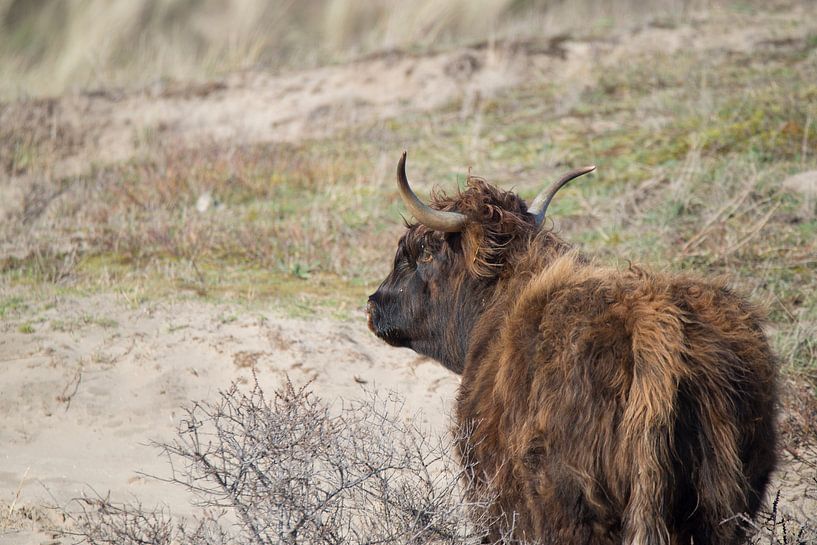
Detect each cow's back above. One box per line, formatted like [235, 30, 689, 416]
[456, 254, 777, 545]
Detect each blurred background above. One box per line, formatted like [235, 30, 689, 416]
[0, 0, 755, 98]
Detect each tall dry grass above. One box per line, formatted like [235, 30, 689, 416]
[1, 0, 753, 99]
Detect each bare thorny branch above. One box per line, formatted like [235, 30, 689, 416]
[66, 377, 499, 545]
[64, 378, 816, 545]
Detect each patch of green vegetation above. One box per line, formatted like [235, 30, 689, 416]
[8, 139, 38, 173]
[1, 248, 77, 285]
[17, 251, 372, 320]
[18, 322, 34, 334]
[50, 313, 118, 332]
[0, 295, 27, 318]
[217, 312, 238, 325]
[636, 85, 816, 165]
[87, 315, 119, 329]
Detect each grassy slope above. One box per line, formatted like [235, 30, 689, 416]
[2, 12, 816, 379]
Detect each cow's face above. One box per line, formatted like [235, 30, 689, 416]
[367, 226, 467, 365]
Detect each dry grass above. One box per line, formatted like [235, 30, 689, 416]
[3, 8, 816, 368]
[0, 138, 403, 314]
[0, 0, 775, 99]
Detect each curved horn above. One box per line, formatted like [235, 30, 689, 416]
[396, 151, 467, 233]
[529, 165, 596, 226]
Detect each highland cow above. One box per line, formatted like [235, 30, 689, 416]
[367, 152, 778, 545]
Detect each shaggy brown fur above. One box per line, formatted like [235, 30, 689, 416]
[367, 176, 778, 545]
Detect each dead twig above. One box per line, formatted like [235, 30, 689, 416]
[681, 178, 754, 256]
[56, 365, 83, 411]
[715, 203, 780, 262]
[3, 466, 30, 528]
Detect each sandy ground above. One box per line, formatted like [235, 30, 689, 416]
[1, 297, 814, 544]
[0, 294, 459, 543]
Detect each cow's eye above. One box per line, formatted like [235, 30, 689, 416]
[418, 247, 433, 264]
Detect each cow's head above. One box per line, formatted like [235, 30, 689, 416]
[367, 151, 593, 373]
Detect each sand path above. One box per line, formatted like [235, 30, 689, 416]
[0, 294, 459, 543]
